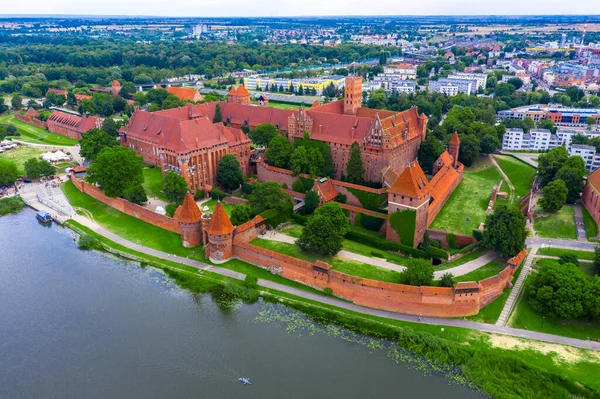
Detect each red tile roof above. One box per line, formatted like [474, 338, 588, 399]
[387, 161, 429, 198]
[207, 202, 235, 236]
[228, 85, 250, 97]
[587, 167, 600, 192]
[48, 111, 102, 134]
[314, 178, 338, 202]
[177, 193, 202, 224]
[166, 86, 202, 101]
[449, 132, 461, 145]
[25, 107, 39, 117]
[47, 88, 67, 96]
[508, 249, 528, 267]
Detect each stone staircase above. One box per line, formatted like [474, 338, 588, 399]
[495, 246, 538, 326]
[36, 184, 75, 217]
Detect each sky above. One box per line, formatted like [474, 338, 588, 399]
[5, 0, 600, 17]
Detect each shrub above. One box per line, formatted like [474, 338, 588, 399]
[291, 213, 309, 226]
[446, 233, 457, 249]
[78, 234, 102, 250]
[165, 202, 178, 217]
[230, 204, 253, 225]
[334, 193, 347, 203]
[323, 287, 333, 296]
[126, 184, 147, 204]
[282, 183, 288, 189]
[194, 189, 205, 200]
[292, 178, 305, 193]
[439, 273, 455, 288]
[400, 258, 434, 286]
[346, 187, 386, 211]
[359, 214, 385, 232]
[0, 197, 24, 216]
[243, 275, 258, 289]
[241, 182, 256, 195]
[459, 242, 480, 254]
[210, 187, 228, 200]
[472, 229, 483, 241]
[558, 254, 579, 267]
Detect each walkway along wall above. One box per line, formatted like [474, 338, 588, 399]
[69, 176, 181, 233]
[233, 236, 527, 318]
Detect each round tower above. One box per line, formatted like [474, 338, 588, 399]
[176, 193, 203, 248]
[205, 202, 235, 262]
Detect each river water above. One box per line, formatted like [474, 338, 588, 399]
[0, 209, 485, 398]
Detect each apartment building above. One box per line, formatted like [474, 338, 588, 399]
[501, 128, 559, 151]
[446, 72, 488, 91]
[428, 78, 476, 96]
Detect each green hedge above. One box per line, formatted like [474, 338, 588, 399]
[446, 233, 457, 249]
[292, 213, 309, 226]
[210, 187, 228, 200]
[389, 209, 416, 247]
[459, 242, 480, 254]
[355, 213, 386, 232]
[345, 230, 448, 260]
[346, 187, 387, 211]
[260, 208, 290, 227]
[472, 229, 483, 241]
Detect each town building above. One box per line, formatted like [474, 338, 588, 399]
[497, 104, 600, 127]
[382, 64, 417, 80]
[428, 78, 476, 96]
[165, 86, 203, 102]
[244, 75, 345, 95]
[501, 128, 559, 151]
[446, 72, 488, 91]
[372, 75, 416, 93]
[226, 85, 251, 105]
[47, 111, 103, 140]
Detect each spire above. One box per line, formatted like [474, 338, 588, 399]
[177, 193, 202, 224]
[207, 202, 235, 235]
[449, 131, 461, 145]
[387, 162, 429, 199]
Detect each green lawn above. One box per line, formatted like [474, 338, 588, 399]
[493, 154, 536, 199]
[251, 238, 403, 283]
[62, 180, 204, 261]
[435, 247, 487, 271]
[0, 114, 78, 146]
[261, 101, 301, 109]
[201, 199, 235, 216]
[534, 205, 577, 240]
[536, 247, 595, 261]
[0, 146, 45, 174]
[430, 157, 504, 235]
[509, 292, 600, 341]
[142, 167, 167, 201]
[580, 203, 598, 239]
[451, 258, 507, 283]
[534, 257, 597, 278]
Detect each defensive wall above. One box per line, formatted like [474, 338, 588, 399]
[15, 113, 48, 129]
[425, 229, 477, 249]
[233, 238, 526, 318]
[70, 176, 181, 233]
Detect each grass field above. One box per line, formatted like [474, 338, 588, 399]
[534, 205, 577, 240]
[451, 258, 507, 283]
[201, 199, 235, 216]
[580, 203, 599, 239]
[0, 114, 78, 146]
[435, 247, 487, 271]
[142, 167, 167, 201]
[62, 179, 204, 261]
[493, 154, 536, 199]
[430, 157, 504, 235]
[251, 238, 403, 283]
[537, 247, 595, 261]
[263, 101, 302, 109]
[0, 146, 45, 174]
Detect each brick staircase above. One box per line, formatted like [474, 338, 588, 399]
[495, 246, 538, 326]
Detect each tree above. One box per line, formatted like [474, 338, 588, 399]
[78, 99, 96, 115]
[126, 184, 147, 204]
[303, 190, 319, 214]
[537, 146, 569, 187]
[555, 160, 585, 204]
[418, 136, 445, 175]
[346, 141, 364, 184]
[559, 254, 579, 267]
[249, 123, 277, 146]
[11, 94, 22, 110]
[586, 117, 597, 128]
[290, 146, 309, 176]
[457, 134, 480, 167]
[266, 135, 293, 168]
[230, 204, 253, 225]
[217, 154, 243, 192]
[23, 158, 55, 179]
[163, 170, 188, 204]
[439, 273, 455, 288]
[66, 90, 77, 108]
[314, 202, 349, 235]
[307, 148, 325, 178]
[101, 118, 119, 137]
[86, 146, 144, 198]
[480, 134, 501, 154]
[506, 77, 523, 90]
[213, 103, 222, 123]
[297, 214, 344, 256]
[539, 179, 567, 212]
[483, 204, 526, 257]
[0, 159, 19, 186]
[595, 246, 600, 274]
[401, 259, 434, 286]
[80, 129, 118, 161]
[247, 181, 291, 215]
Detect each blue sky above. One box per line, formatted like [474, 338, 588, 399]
[6, 0, 600, 17]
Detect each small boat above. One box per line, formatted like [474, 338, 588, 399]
[36, 210, 52, 224]
[238, 377, 252, 385]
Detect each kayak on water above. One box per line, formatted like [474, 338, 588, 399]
[238, 377, 252, 385]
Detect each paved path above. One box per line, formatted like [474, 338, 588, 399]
[64, 217, 600, 351]
[500, 152, 539, 168]
[490, 154, 515, 203]
[527, 237, 598, 251]
[573, 203, 588, 242]
[261, 232, 498, 278]
[496, 246, 538, 326]
[535, 254, 594, 263]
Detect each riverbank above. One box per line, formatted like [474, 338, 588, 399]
[60, 215, 600, 399]
[0, 196, 24, 216]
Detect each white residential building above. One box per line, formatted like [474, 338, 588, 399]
[382, 64, 417, 80]
[501, 128, 559, 151]
[447, 72, 488, 91]
[569, 144, 598, 170]
[502, 128, 529, 150]
[428, 78, 475, 96]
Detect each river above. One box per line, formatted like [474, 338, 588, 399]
[0, 209, 485, 398]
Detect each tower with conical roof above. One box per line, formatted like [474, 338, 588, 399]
[449, 132, 461, 169]
[204, 202, 236, 262]
[175, 193, 203, 247]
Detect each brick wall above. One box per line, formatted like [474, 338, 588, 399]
[231, 238, 523, 318]
[583, 182, 600, 236]
[15, 113, 48, 129]
[70, 176, 181, 233]
[223, 196, 247, 205]
[426, 229, 477, 249]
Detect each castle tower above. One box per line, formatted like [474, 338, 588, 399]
[205, 202, 236, 262]
[419, 112, 428, 139]
[448, 132, 461, 169]
[176, 193, 203, 248]
[386, 162, 431, 247]
[343, 75, 362, 115]
[111, 80, 121, 96]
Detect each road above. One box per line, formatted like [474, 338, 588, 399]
[65, 215, 600, 351]
[526, 237, 598, 251]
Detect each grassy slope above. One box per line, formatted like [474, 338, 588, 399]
[493, 154, 536, 199]
[580, 203, 599, 239]
[62, 179, 204, 261]
[435, 247, 487, 271]
[535, 205, 577, 239]
[0, 146, 45, 174]
[537, 247, 595, 261]
[430, 157, 503, 235]
[452, 258, 507, 283]
[141, 167, 167, 201]
[201, 198, 235, 216]
[0, 114, 78, 146]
